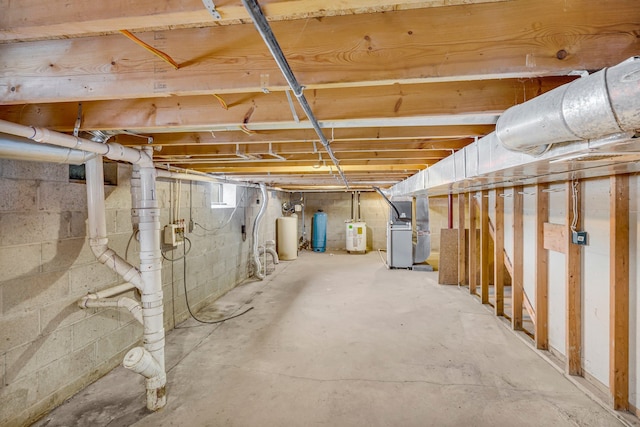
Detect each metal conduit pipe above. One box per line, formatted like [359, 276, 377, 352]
[240, 0, 349, 189]
[252, 183, 268, 280]
[0, 133, 96, 164]
[497, 56, 640, 154]
[125, 148, 166, 411]
[79, 296, 143, 325]
[0, 118, 145, 164]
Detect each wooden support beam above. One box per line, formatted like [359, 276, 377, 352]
[469, 193, 478, 295]
[512, 185, 524, 330]
[566, 180, 582, 376]
[523, 291, 536, 327]
[1, 0, 637, 104]
[195, 164, 425, 173]
[0, 0, 510, 42]
[458, 193, 467, 286]
[535, 184, 549, 350]
[610, 175, 629, 410]
[494, 189, 505, 316]
[0, 78, 571, 128]
[480, 190, 490, 305]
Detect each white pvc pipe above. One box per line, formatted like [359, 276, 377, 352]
[0, 133, 95, 164]
[129, 149, 166, 411]
[79, 296, 143, 325]
[0, 118, 146, 164]
[86, 157, 143, 290]
[258, 247, 279, 265]
[84, 282, 137, 300]
[251, 183, 268, 280]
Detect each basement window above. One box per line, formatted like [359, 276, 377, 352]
[69, 161, 118, 186]
[211, 183, 237, 209]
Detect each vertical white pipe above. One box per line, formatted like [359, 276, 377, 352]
[252, 183, 268, 280]
[132, 148, 166, 410]
[86, 157, 142, 289]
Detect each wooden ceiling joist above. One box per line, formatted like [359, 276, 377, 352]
[0, 0, 509, 43]
[0, 77, 574, 130]
[1, 0, 637, 105]
[113, 128, 490, 146]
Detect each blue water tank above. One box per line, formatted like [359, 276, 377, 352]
[312, 210, 327, 252]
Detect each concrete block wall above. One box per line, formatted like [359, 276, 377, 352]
[302, 192, 389, 251]
[300, 192, 448, 253]
[0, 159, 282, 426]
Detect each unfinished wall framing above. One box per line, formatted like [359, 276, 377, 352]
[453, 174, 640, 416]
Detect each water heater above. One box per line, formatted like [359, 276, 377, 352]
[346, 222, 366, 253]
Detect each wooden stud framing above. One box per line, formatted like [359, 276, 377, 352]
[458, 193, 467, 286]
[610, 175, 629, 410]
[535, 184, 549, 350]
[469, 192, 478, 295]
[494, 189, 505, 316]
[512, 186, 524, 330]
[480, 190, 490, 304]
[566, 180, 582, 376]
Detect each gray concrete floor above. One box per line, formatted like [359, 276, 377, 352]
[36, 251, 626, 427]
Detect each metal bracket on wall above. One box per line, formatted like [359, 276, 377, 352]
[202, 0, 222, 19]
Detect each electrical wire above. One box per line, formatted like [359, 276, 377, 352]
[125, 229, 139, 261]
[571, 180, 579, 232]
[180, 236, 254, 325]
[192, 187, 248, 234]
[161, 236, 192, 262]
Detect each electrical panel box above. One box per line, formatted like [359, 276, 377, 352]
[164, 221, 185, 247]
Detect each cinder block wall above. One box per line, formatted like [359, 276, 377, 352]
[302, 192, 389, 251]
[0, 160, 282, 426]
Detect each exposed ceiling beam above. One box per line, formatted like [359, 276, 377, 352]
[194, 164, 426, 173]
[0, 77, 572, 130]
[0, 0, 510, 43]
[155, 144, 460, 157]
[2, 0, 637, 104]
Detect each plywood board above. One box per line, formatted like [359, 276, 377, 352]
[438, 228, 459, 285]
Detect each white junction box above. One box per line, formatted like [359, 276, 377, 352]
[164, 222, 185, 247]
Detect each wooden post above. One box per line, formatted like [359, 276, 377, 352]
[566, 180, 582, 376]
[610, 175, 629, 410]
[512, 186, 524, 330]
[535, 184, 549, 350]
[469, 192, 478, 295]
[458, 193, 466, 286]
[480, 189, 490, 304]
[494, 189, 505, 316]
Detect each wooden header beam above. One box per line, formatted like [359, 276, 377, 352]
[0, 78, 572, 129]
[1, 0, 509, 43]
[2, 0, 637, 104]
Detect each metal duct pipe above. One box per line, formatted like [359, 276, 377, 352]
[0, 118, 146, 164]
[240, 0, 349, 189]
[252, 183, 268, 280]
[0, 133, 96, 164]
[497, 56, 640, 154]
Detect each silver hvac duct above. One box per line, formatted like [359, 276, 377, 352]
[497, 56, 640, 154]
[240, 0, 349, 189]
